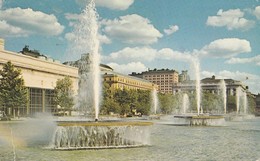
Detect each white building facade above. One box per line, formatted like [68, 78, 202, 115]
[0, 39, 78, 116]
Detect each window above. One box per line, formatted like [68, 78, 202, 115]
[29, 88, 43, 115]
[45, 89, 55, 113]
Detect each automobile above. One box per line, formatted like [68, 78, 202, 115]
[0, 111, 11, 121]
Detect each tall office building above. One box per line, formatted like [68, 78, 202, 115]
[130, 68, 179, 94]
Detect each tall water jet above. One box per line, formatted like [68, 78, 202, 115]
[236, 87, 241, 114]
[182, 93, 190, 114]
[151, 88, 159, 114]
[220, 79, 227, 114]
[243, 92, 248, 114]
[29, 0, 154, 151]
[68, 0, 101, 120]
[191, 57, 201, 115]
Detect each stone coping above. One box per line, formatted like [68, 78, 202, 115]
[57, 121, 153, 126]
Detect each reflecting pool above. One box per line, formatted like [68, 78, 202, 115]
[0, 117, 260, 161]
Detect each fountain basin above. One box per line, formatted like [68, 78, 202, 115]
[161, 115, 226, 126]
[225, 114, 255, 122]
[174, 115, 225, 126]
[50, 121, 153, 150]
[57, 121, 153, 127]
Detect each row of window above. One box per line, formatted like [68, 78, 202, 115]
[104, 76, 154, 89]
[25, 88, 55, 116]
[144, 74, 176, 77]
[149, 77, 174, 80]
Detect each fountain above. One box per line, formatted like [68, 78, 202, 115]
[51, 121, 152, 150]
[167, 57, 225, 126]
[151, 88, 159, 115]
[220, 79, 227, 114]
[236, 87, 242, 114]
[50, 0, 153, 149]
[243, 92, 248, 114]
[191, 57, 201, 115]
[229, 88, 254, 121]
[182, 93, 190, 114]
[68, 0, 101, 119]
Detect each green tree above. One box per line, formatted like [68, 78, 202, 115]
[102, 86, 153, 116]
[113, 89, 132, 115]
[201, 92, 222, 113]
[135, 89, 151, 115]
[158, 93, 175, 114]
[54, 76, 74, 115]
[0, 61, 28, 117]
[247, 95, 256, 114]
[101, 82, 120, 115]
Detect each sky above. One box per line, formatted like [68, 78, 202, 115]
[0, 0, 259, 94]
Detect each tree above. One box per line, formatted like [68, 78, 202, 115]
[201, 92, 222, 113]
[135, 90, 151, 115]
[114, 89, 132, 115]
[101, 82, 120, 115]
[54, 76, 74, 115]
[248, 95, 256, 114]
[101, 84, 153, 116]
[0, 61, 28, 117]
[158, 93, 175, 114]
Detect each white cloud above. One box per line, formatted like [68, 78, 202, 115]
[95, 0, 134, 10]
[65, 13, 162, 45]
[201, 71, 216, 78]
[65, 13, 81, 21]
[202, 70, 260, 94]
[76, 0, 134, 10]
[225, 55, 260, 66]
[157, 48, 192, 61]
[105, 47, 157, 63]
[104, 46, 193, 65]
[164, 25, 179, 35]
[206, 9, 255, 30]
[201, 38, 251, 58]
[254, 6, 260, 19]
[107, 62, 147, 74]
[219, 70, 255, 80]
[98, 34, 111, 44]
[0, 7, 64, 37]
[0, 20, 27, 37]
[101, 14, 163, 45]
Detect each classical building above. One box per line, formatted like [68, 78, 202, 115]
[103, 71, 157, 91]
[0, 39, 78, 116]
[130, 68, 179, 94]
[256, 94, 260, 116]
[172, 75, 257, 113]
[173, 75, 248, 96]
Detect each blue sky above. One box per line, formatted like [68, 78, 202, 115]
[0, 0, 260, 94]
